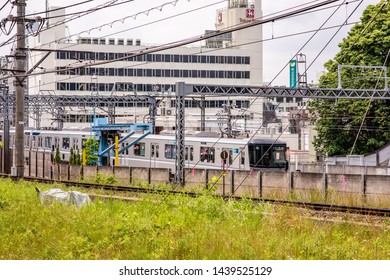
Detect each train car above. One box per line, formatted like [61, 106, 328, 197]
[2, 128, 90, 162]
[117, 134, 288, 172]
[1, 129, 288, 171]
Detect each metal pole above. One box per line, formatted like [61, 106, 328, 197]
[14, 0, 26, 178]
[2, 86, 10, 174]
[115, 135, 119, 166]
[175, 81, 185, 185]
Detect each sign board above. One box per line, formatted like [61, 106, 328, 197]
[289, 60, 297, 88]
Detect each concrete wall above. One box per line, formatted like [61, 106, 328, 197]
[3, 153, 390, 199]
[114, 167, 130, 186]
[83, 165, 97, 181]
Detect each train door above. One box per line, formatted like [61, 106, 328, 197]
[184, 145, 194, 168]
[221, 148, 233, 169]
[239, 148, 246, 170]
[150, 143, 159, 168]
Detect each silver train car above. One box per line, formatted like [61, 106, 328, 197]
[1, 129, 288, 171]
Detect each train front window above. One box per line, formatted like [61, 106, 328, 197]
[248, 144, 286, 168]
[273, 146, 286, 164]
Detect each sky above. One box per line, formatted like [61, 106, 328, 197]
[0, 0, 381, 86]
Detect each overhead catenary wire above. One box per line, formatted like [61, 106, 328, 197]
[0, 0, 11, 13]
[3, 0, 342, 82]
[24, 0, 353, 62]
[349, 47, 390, 154]
[209, 0, 373, 194]
[23, 20, 361, 93]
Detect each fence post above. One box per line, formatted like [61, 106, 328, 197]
[258, 171, 263, 199]
[361, 174, 366, 202]
[42, 152, 45, 178]
[230, 171, 234, 195]
[129, 167, 133, 185]
[289, 171, 294, 194]
[205, 169, 209, 189]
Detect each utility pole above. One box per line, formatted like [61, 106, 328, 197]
[2, 86, 10, 174]
[14, 0, 27, 177]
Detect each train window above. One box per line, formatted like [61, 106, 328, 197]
[44, 137, 52, 148]
[38, 137, 43, 147]
[134, 142, 145, 156]
[32, 136, 36, 148]
[54, 137, 60, 148]
[165, 144, 176, 159]
[62, 137, 70, 149]
[185, 146, 194, 161]
[72, 138, 79, 149]
[151, 143, 159, 158]
[200, 146, 215, 163]
[24, 135, 30, 147]
[241, 150, 245, 165]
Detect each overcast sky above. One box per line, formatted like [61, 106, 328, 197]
[0, 0, 381, 85]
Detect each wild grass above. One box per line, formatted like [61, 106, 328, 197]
[1, 178, 390, 260]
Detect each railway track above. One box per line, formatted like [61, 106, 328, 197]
[4, 174, 390, 217]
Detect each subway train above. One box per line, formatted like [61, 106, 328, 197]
[1, 129, 288, 171]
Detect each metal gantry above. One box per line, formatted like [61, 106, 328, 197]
[173, 82, 390, 185]
[0, 93, 157, 130]
[1, 82, 390, 182]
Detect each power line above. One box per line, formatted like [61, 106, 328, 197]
[5, 0, 341, 82]
[0, 0, 11, 13]
[22, 0, 94, 17]
[174, 0, 352, 187]
[28, 0, 351, 60]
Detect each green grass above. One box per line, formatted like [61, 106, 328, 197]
[1, 178, 390, 260]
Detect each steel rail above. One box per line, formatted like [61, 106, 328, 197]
[5, 175, 390, 217]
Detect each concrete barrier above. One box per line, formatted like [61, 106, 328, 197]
[6, 155, 390, 199]
[113, 166, 130, 186]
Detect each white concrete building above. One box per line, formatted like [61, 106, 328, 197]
[22, 0, 301, 149]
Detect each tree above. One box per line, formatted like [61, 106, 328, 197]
[83, 138, 98, 165]
[69, 147, 74, 165]
[54, 146, 61, 164]
[75, 149, 81, 165]
[309, 1, 390, 156]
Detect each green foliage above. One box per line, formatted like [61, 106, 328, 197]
[74, 149, 81, 165]
[309, 1, 390, 156]
[69, 148, 75, 165]
[105, 175, 116, 185]
[1, 179, 390, 259]
[94, 172, 103, 184]
[83, 138, 98, 165]
[54, 146, 61, 164]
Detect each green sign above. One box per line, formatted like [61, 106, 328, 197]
[289, 60, 297, 88]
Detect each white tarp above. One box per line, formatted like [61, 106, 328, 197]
[35, 187, 91, 207]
